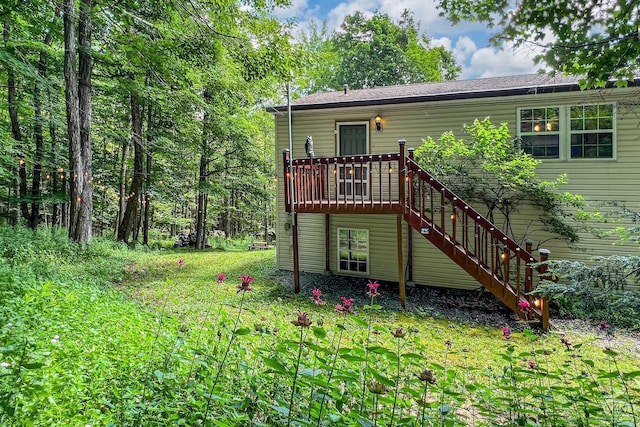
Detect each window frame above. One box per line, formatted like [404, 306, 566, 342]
[337, 227, 369, 275]
[517, 103, 616, 161]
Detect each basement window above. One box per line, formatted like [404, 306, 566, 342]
[337, 228, 369, 274]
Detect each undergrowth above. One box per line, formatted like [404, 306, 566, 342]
[0, 225, 638, 426]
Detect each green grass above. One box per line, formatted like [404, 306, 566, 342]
[1, 226, 638, 426]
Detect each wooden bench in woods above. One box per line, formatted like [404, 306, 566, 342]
[248, 242, 271, 251]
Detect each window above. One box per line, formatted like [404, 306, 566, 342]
[338, 228, 369, 274]
[520, 107, 560, 159]
[337, 122, 369, 198]
[518, 104, 615, 160]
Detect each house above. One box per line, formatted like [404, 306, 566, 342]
[270, 74, 640, 329]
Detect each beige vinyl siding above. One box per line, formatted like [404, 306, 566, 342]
[275, 85, 640, 291]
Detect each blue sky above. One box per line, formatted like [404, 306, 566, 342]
[273, 0, 545, 80]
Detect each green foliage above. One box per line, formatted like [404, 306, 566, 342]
[296, 10, 460, 93]
[536, 256, 640, 329]
[437, 0, 639, 87]
[414, 117, 586, 244]
[1, 226, 638, 425]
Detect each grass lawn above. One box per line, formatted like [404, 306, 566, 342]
[1, 231, 638, 426]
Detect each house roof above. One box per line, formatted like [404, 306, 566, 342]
[272, 74, 639, 112]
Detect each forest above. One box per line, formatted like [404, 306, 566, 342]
[0, 1, 458, 247]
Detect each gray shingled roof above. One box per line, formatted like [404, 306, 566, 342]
[273, 74, 636, 112]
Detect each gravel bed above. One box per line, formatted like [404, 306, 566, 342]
[269, 270, 640, 354]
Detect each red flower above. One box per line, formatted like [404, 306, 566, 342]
[366, 280, 380, 297]
[527, 360, 536, 369]
[217, 273, 226, 284]
[392, 327, 406, 338]
[237, 274, 254, 293]
[598, 322, 609, 331]
[310, 288, 324, 305]
[177, 259, 185, 267]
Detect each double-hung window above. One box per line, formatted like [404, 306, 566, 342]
[518, 103, 615, 160]
[337, 228, 369, 274]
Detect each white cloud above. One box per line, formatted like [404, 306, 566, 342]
[273, 0, 550, 80]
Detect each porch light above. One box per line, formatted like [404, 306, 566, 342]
[534, 298, 541, 308]
[450, 213, 456, 221]
[388, 162, 393, 173]
[374, 115, 382, 131]
[533, 123, 542, 132]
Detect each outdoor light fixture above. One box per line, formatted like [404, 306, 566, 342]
[374, 115, 382, 131]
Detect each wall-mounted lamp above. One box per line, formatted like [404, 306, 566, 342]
[374, 115, 382, 131]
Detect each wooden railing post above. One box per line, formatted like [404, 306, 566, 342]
[398, 140, 406, 211]
[538, 248, 551, 331]
[283, 149, 290, 212]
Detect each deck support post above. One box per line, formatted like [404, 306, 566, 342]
[324, 214, 331, 274]
[397, 139, 407, 309]
[397, 214, 406, 309]
[407, 148, 414, 282]
[538, 249, 551, 331]
[292, 212, 300, 294]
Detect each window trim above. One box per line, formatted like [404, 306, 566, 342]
[337, 227, 369, 275]
[336, 121, 370, 156]
[517, 103, 616, 161]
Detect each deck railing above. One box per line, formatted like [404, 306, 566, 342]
[283, 150, 403, 214]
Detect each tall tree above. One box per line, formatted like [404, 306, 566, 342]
[437, 0, 640, 87]
[299, 10, 460, 91]
[63, 0, 94, 243]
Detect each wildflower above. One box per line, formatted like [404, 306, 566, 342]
[445, 340, 453, 349]
[416, 369, 436, 384]
[502, 326, 512, 340]
[366, 280, 380, 297]
[217, 273, 226, 284]
[291, 310, 312, 328]
[310, 288, 324, 305]
[335, 296, 354, 314]
[518, 300, 531, 311]
[0, 362, 9, 368]
[236, 274, 254, 293]
[51, 335, 59, 344]
[598, 321, 609, 331]
[392, 327, 406, 338]
[368, 380, 388, 395]
[177, 259, 185, 267]
[560, 337, 571, 350]
[527, 360, 536, 369]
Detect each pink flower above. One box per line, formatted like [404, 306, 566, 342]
[177, 259, 185, 267]
[310, 288, 324, 305]
[527, 360, 536, 369]
[291, 310, 312, 328]
[502, 326, 512, 340]
[518, 300, 531, 311]
[335, 296, 355, 314]
[366, 280, 380, 297]
[236, 274, 254, 293]
[217, 273, 226, 284]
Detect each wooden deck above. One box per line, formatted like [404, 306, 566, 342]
[282, 142, 550, 329]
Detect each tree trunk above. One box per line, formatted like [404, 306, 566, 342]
[65, 0, 94, 243]
[30, 31, 53, 229]
[117, 91, 144, 243]
[4, 22, 29, 223]
[142, 103, 153, 246]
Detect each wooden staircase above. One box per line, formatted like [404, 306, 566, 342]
[282, 141, 550, 329]
[403, 144, 549, 329]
